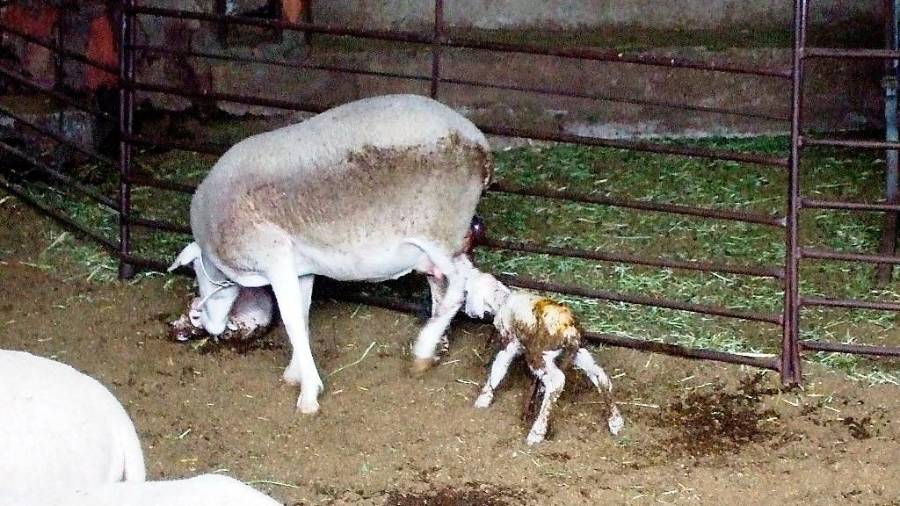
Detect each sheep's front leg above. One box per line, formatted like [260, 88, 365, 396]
[426, 274, 449, 355]
[526, 351, 566, 445]
[269, 272, 322, 414]
[573, 347, 624, 435]
[474, 340, 522, 408]
[411, 264, 465, 374]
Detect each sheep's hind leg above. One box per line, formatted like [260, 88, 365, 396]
[526, 352, 566, 445]
[411, 262, 465, 374]
[573, 347, 624, 435]
[474, 340, 522, 408]
[269, 271, 322, 414]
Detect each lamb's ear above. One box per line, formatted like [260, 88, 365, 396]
[168, 242, 201, 272]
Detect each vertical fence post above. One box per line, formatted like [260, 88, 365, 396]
[117, 0, 136, 279]
[877, 0, 900, 286]
[430, 0, 443, 99]
[782, 0, 808, 386]
[53, 10, 65, 137]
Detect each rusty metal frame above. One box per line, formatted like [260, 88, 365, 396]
[2, 0, 900, 386]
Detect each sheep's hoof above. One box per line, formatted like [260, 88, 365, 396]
[525, 432, 545, 445]
[296, 396, 320, 415]
[281, 371, 302, 387]
[410, 357, 434, 376]
[473, 392, 493, 409]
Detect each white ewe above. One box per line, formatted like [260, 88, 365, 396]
[0, 350, 145, 497]
[169, 94, 492, 414]
[463, 268, 624, 445]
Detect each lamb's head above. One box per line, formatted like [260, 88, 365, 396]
[463, 269, 510, 320]
[169, 242, 239, 336]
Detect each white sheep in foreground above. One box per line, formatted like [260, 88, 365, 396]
[169, 94, 492, 414]
[0, 350, 145, 497]
[462, 267, 624, 445]
[8, 474, 282, 506]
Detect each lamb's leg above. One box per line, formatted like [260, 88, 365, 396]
[269, 272, 322, 414]
[474, 340, 522, 408]
[411, 262, 465, 374]
[426, 274, 450, 355]
[526, 352, 566, 445]
[573, 347, 624, 435]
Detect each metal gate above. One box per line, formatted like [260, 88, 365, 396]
[1, 0, 898, 385]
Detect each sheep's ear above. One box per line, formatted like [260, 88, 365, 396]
[168, 242, 201, 272]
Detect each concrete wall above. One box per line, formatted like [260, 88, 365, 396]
[311, 0, 881, 31]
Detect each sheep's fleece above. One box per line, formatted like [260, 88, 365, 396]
[6, 474, 282, 506]
[0, 350, 145, 498]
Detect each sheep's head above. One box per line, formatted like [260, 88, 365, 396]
[169, 242, 239, 336]
[463, 269, 510, 320]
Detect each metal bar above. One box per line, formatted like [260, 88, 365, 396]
[129, 45, 431, 83]
[481, 125, 790, 166]
[429, 0, 443, 98]
[481, 236, 784, 278]
[127, 215, 191, 235]
[126, 80, 326, 113]
[802, 296, 900, 312]
[129, 45, 788, 122]
[122, 133, 228, 156]
[497, 275, 783, 325]
[127, 82, 788, 167]
[129, 5, 435, 45]
[782, 0, 808, 386]
[584, 332, 780, 370]
[442, 77, 791, 123]
[127, 174, 198, 194]
[0, 24, 119, 74]
[127, 5, 790, 78]
[0, 65, 112, 120]
[118, 252, 170, 273]
[804, 47, 900, 59]
[802, 247, 900, 265]
[444, 35, 792, 78]
[0, 178, 119, 252]
[0, 141, 117, 209]
[489, 182, 786, 227]
[800, 340, 900, 357]
[802, 137, 900, 150]
[0, 104, 115, 167]
[802, 198, 900, 212]
[118, 0, 137, 279]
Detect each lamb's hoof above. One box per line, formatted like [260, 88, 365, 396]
[410, 357, 434, 376]
[608, 405, 625, 435]
[473, 393, 493, 409]
[525, 431, 545, 446]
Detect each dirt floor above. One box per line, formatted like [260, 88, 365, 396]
[2, 197, 900, 505]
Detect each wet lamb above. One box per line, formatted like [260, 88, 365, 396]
[169, 94, 492, 414]
[463, 268, 624, 445]
[0, 350, 145, 498]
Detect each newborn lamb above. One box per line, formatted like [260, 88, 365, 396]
[463, 267, 624, 445]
